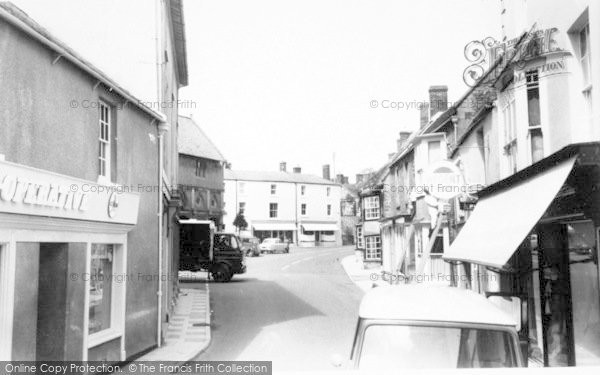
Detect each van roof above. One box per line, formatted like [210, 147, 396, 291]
[359, 285, 517, 327]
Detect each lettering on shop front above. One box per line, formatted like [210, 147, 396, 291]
[0, 174, 89, 211]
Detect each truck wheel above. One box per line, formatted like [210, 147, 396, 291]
[211, 264, 232, 282]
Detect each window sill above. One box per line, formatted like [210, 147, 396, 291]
[88, 328, 123, 348]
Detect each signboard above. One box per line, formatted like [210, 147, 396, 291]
[0, 160, 140, 225]
[423, 160, 476, 201]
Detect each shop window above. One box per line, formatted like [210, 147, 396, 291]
[269, 203, 278, 218]
[365, 235, 382, 261]
[98, 101, 111, 179]
[356, 226, 364, 249]
[270, 184, 277, 195]
[301, 203, 307, 216]
[327, 204, 332, 216]
[89, 244, 114, 334]
[363, 196, 380, 220]
[195, 159, 207, 177]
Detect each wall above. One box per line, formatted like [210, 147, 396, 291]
[178, 155, 224, 191]
[0, 20, 160, 359]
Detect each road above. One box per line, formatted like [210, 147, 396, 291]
[182, 245, 363, 372]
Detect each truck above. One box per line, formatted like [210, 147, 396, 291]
[178, 219, 246, 282]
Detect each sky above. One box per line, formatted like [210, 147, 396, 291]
[11, 0, 501, 182]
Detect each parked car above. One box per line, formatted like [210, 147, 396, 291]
[259, 237, 290, 254]
[240, 235, 260, 257]
[334, 285, 524, 370]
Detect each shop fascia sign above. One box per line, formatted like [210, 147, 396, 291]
[0, 160, 140, 225]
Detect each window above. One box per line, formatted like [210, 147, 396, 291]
[270, 184, 277, 195]
[239, 182, 245, 195]
[269, 203, 278, 218]
[301, 185, 306, 195]
[327, 187, 331, 196]
[327, 204, 332, 216]
[579, 23, 593, 117]
[210, 191, 219, 208]
[526, 70, 544, 163]
[195, 160, 207, 177]
[301, 203, 307, 216]
[365, 236, 382, 260]
[363, 196, 380, 220]
[356, 226, 364, 249]
[428, 140, 441, 164]
[89, 244, 114, 334]
[502, 94, 517, 173]
[239, 202, 246, 214]
[98, 101, 111, 178]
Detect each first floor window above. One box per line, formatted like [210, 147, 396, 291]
[363, 196, 380, 220]
[327, 187, 331, 196]
[270, 184, 277, 194]
[239, 202, 246, 214]
[89, 244, 114, 334]
[327, 204, 332, 216]
[356, 226, 364, 249]
[365, 236, 381, 260]
[269, 203, 278, 218]
[301, 203, 307, 216]
[195, 160, 207, 177]
[98, 101, 111, 178]
[301, 185, 306, 195]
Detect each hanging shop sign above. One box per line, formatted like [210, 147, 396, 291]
[0, 160, 140, 224]
[423, 160, 481, 200]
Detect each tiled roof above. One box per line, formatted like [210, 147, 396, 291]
[178, 116, 226, 161]
[224, 169, 339, 186]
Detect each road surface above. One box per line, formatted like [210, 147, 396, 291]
[183, 245, 363, 371]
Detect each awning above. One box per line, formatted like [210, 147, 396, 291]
[252, 223, 297, 231]
[443, 156, 577, 269]
[301, 223, 339, 232]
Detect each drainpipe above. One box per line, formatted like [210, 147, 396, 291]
[157, 122, 169, 347]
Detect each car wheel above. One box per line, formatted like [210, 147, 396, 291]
[211, 264, 231, 282]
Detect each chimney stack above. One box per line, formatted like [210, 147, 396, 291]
[343, 176, 349, 184]
[322, 164, 331, 180]
[356, 174, 364, 184]
[293, 166, 302, 174]
[280, 162, 287, 172]
[397, 131, 411, 152]
[429, 85, 448, 118]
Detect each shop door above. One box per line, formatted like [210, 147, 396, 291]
[315, 231, 320, 246]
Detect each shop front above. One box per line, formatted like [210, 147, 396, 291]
[300, 223, 339, 247]
[252, 222, 296, 244]
[0, 160, 140, 361]
[444, 143, 600, 367]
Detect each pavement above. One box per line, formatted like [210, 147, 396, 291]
[185, 245, 363, 372]
[134, 280, 211, 362]
[339, 254, 387, 292]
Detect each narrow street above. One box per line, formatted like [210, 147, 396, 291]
[183, 246, 363, 371]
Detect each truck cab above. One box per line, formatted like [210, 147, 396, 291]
[179, 219, 246, 282]
[345, 285, 524, 370]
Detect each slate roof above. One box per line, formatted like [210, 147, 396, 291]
[178, 116, 226, 162]
[224, 169, 339, 186]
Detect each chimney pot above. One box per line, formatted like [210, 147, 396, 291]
[293, 166, 301, 174]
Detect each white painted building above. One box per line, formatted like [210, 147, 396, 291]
[223, 169, 342, 247]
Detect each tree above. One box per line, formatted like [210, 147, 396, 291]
[233, 210, 248, 234]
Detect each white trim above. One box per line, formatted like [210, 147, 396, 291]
[0, 241, 15, 360]
[82, 242, 91, 360]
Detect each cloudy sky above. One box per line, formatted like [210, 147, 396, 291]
[12, 0, 500, 181]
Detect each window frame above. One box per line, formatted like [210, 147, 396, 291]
[269, 202, 278, 218]
[364, 235, 382, 261]
[270, 184, 277, 195]
[363, 196, 381, 220]
[238, 202, 246, 214]
[356, 226, 364, 249]
[301, 203, 307, 216]
[301, 185, 306, 195]
[98, 101, 111, 179]
[195, 159, 207, 178]
[327, 204, 332, 216]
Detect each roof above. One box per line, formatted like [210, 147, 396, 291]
[0, 2, 165, 122]
[178, 116, 226, 162]
[224, 169, 340, 186]
[359, 285, 517, 327]
[167, 0, 188, 86]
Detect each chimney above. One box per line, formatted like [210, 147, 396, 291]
[420, 102, 430, 128]
[397, 131, 411, 152]
[343, 176, 349, 184]
[429, 85, 448, 117]
[322, 164, 331, 180]
[335, 174, 344, 184]
[279, 162, 287, 172]
[293, 166, 302, 174]
[356, 174, 364, 184]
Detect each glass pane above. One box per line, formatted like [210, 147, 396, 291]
[568, 222, 600, 366]
[359, 325, 516, 369]
[527, 87, 541, 127]
[530, 128, 544, 163]
[89, 244, 113, 334]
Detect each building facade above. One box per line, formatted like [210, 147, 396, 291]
[0, 2, 170, 361]
[177, 116, 226, 227]
[223, 168, 342, 247]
